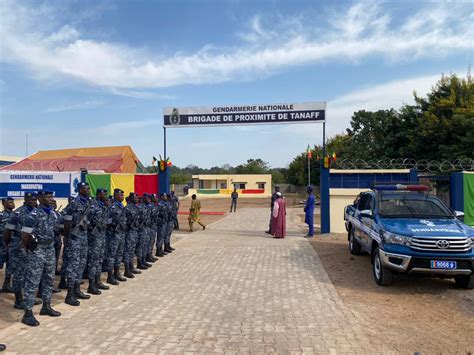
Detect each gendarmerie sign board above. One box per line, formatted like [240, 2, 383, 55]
[163, 102, 326, 128]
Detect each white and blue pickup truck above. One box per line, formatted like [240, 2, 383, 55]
[344, 184, 474, 288]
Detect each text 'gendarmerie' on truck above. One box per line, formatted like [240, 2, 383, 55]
[344, 184, 474, 288]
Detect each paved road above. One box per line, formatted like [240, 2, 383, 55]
[0, 208, 377, 354]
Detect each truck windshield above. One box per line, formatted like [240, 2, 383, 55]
[378, 195, 453, 218]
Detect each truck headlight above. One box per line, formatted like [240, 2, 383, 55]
[382, 231, 411, 245]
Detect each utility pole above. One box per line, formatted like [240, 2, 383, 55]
[25, 133, 28, 156]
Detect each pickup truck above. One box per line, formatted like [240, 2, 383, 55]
[344, 184, 474, 288]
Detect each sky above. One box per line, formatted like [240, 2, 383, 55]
[0, 0, 472, 168]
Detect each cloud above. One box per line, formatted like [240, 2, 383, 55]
[281, 71, 456, 139]
[0, 1, 472, 89]
[44, 99, 104, 113]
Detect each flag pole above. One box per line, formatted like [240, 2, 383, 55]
[308, 154, 311, 186]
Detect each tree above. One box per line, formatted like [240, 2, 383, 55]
[407, 75, 474, 160]
[286, 153, 320, 186]
[235, 159, 270, 174]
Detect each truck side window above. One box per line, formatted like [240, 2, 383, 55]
[357, 194, 371, 211]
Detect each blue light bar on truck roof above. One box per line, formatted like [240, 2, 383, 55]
[373, 184, 430, 191]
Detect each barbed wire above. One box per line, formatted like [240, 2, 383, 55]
[333, 158, 474, 172]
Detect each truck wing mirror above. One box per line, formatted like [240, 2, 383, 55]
[360, 209, 373, 218]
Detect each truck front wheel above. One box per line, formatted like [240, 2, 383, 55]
[373, 247, 393, 286]
[454, 275, 473, 289]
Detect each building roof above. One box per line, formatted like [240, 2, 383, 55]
[0, 146, 145, 173]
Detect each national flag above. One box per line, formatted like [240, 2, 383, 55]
[306, 145, 312, 159]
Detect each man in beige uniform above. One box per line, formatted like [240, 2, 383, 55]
[188, 194, 205, 232]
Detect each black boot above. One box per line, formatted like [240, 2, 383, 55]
[114, 266, 127, 282]
[21, 309, 39, 327]
[14, 291, 24, 310]
[146, 254, 157, 263]
[74, 283, 90, 300]
[156, 245, 165, 257]
[164, 243, 173, 253]
[95, 274, 109, 290]
[137, 258, 148, 270]
[58, 275, 67, 289]
[65, 286, 80, 306]
[87, 278, 101, 295]
[107, 270, 119, 285]
[168, 244, 175, 251]
[1, 276, 13, 293]
[39, 302, 61, 317]
[142, 257, 152, 267]
[130, 261, 141, 274]
[123, 262, 134, 278]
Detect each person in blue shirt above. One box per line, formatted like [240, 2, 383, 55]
[304, 186, 315, 238]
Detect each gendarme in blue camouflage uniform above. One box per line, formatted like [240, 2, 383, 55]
[63, 182, 93, 306]
[123, 193, 141, 277]
[86, 188, 110, 294]
[20, 190, 61, 327]
[1, 197, 15, 293]
[105, 188, 128, 285]
[4, 192, 38, 310]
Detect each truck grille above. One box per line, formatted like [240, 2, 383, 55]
[409, 237, 472, 252]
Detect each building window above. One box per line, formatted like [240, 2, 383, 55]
[234, 183, 246, 190]
[258, 183, 265, 189]
[199, 180, 205, 189]
[220, 182, 227, 189]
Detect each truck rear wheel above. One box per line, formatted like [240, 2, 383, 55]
[373, 247, 393, 286]
[349, 228, 362, 255]
[454, 275, 473, 289]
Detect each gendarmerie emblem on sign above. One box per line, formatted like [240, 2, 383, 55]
[170, 108, 181, 126]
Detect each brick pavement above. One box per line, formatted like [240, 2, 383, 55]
[0, 208, 381, 354]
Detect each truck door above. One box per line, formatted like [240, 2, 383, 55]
[356, 194, 373, 247]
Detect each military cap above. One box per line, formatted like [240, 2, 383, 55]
[96, 188, 107, 194]
[77, 182, 89, 188]
[1, 197, 14, 202]
[24, 191, 37, 198]
[38, 189, 54, 196]
[142, 193, 150, 198]
[114, 188, 124, 194]
[129, 192, 136, 197]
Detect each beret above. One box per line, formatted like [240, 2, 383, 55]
[1, 197, 14, 202]
[24, 191, 38, 198]
[96, 188, 107, 194]
[142, 193, 150, 198]
[114, 188, 124, 194]
[129, 192, 136, 197]
[77, 182, 89, 188]
[38, 189, 54, 196]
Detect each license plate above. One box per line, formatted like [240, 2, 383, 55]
[430, 260, 457, 269]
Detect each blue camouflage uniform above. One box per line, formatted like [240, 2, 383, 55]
[53, 209, 63, 272]
[106, 200, 127, 271]
[136, 203, 147, 261]
[142, 202, 153, 258]
[164, 200, 174, 246]
[155, 200, 166, 252]
[22, 204, 56, 311]
[148, 202, 159, 256]
[87, 199, 109, 279]
[5, 204, 34, 293]
[63, 196, 92, 287]
[124, 202, 140, 265]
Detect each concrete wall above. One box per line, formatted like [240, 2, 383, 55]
[329, 188, 366, 233]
